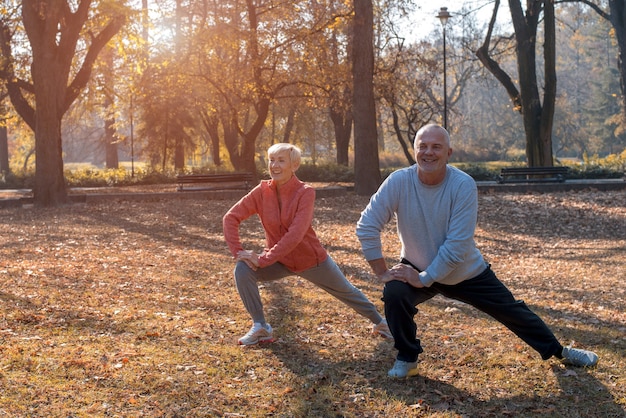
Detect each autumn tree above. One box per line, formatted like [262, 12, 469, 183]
[188, 0, 290, 175]
[0, 0, 126, 206]
[300, 0, 354, 166]
[136, 64, 196, 171]
[187, 0, 357, 173]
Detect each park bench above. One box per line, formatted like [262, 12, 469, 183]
[497, 166, 570, 184]
[176, 172, 255, 192]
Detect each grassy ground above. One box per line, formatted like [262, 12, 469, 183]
[0, 189, 624, 417]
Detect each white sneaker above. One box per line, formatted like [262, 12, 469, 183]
[388, 359, 419, 378]
[372, 318, 393, 340]
[238, 322, 274, 346]
[562, 346, 598, 367]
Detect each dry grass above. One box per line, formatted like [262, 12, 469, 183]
[0, 189, 624, 417]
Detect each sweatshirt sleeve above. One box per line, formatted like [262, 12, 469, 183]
[222, 188, 260, 257]
[356, 175, 399, 261]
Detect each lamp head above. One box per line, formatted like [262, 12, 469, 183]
[437, 7, 451, 27]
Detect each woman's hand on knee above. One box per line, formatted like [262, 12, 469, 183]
[237, 250, 260, 270]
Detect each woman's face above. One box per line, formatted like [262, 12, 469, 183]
[268, 150, 296, 186]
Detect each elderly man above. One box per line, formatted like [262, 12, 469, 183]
[356, 124, 598, 378]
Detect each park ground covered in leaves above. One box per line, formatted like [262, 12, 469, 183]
[0, 187, 625, 417]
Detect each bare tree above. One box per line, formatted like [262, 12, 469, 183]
[476, 0, 556, 166]
[565, 0, 626, 134]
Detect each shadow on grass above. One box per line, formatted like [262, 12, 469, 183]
[254, 275, 624, 416]
[261, 336, 624, 417]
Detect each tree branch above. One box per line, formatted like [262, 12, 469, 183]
[556, 0, 610, 21]
[475, 0, 522, 112]
[0, 19, 35, 129]
[64, 14, 126, 114]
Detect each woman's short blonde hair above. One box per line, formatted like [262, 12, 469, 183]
[267, 143, 302, 168]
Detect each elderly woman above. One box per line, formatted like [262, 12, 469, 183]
[223, 143, 390, 345]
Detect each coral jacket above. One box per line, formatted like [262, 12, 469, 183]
[223, 175, 328, 272]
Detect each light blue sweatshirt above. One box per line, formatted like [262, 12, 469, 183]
[356, 165, 487, 287]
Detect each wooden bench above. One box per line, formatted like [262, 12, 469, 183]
[497, 166, 570, 184]
[176, 172, 254, 191]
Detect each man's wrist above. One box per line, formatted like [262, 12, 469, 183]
[368, 258, 388, 276]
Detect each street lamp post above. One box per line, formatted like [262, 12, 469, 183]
[437, 7, 451, 130]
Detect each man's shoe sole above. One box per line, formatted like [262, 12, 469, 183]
[238, 336, 275, 346]
[388, 368, 419, 378]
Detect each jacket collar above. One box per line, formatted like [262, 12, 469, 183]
[270, 174, 301, 194]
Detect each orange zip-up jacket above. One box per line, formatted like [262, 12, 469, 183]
[223, 175, 328, 273]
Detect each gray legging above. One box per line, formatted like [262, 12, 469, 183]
[234, 256, 383, 325]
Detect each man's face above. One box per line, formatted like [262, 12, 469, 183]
[414, 128, 452, 175]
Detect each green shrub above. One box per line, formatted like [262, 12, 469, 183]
[133, 169, 177, 186]
[574, 151, 626, 178]
[0, 170, 34, 189]
[63, 167, 185, 188]
[379, 151, 411, 169]
[567, 165, 624, 179]
[64, 168, 131, 187]
[294, 163, 354, 182]
[453, 163, 500, 181]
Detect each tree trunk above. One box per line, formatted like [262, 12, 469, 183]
[102, 46, 119, 170]
[104, 118, 119, 169]
[174, 0, 184, 171]
[0, 123, 9, 176]
[609, 0, 626, 127]
[174, 138, 185, 170]
[352, 0, 381, 195]
[223, 112, 242, 170]
[330, 106, 352, 166]
[282, 107, 296, 143]
[510, 0, 541, 165]
[539, 0, 557, 165]
[0, 98, 8, 176]
[31, 40, 68, 206]
[33, 87, 67, 206]
[241, 97, 271, 175]
[391, 108, 416, 165]
[201, 111, 222, 167]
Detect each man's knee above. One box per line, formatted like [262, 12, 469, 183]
[383, 280, 411, 302]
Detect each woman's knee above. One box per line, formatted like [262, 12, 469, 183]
[234, 261, 256, 283]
